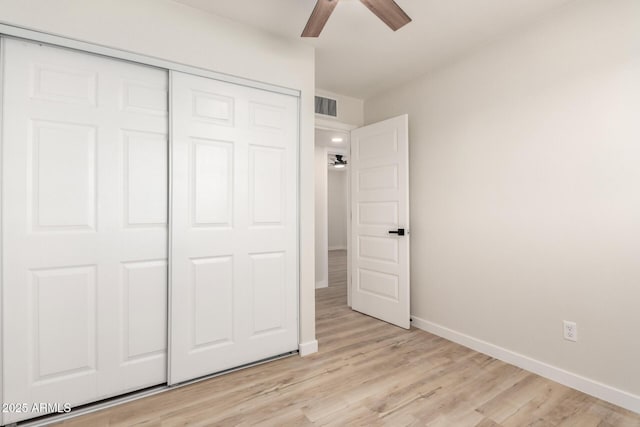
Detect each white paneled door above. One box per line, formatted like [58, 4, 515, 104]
[1, 39, 168, 424]
[169, 72, 299, 384]
[351, 115, 410, 329]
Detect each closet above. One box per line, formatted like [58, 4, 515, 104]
[1, 37, 299, 425]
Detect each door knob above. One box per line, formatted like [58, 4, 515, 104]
[388, 228, 405, 236]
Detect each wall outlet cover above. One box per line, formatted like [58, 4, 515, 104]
[563, 320, 578, 342]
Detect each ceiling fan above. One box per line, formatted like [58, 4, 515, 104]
[302, 0, 412, 37]
[329, 154, 348, 168]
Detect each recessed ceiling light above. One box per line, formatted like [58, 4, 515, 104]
[331, 137, 343, 143]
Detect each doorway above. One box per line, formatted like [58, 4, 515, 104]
[327, 153, 348, 298]
[315, 115, 411, 329]
[315, 127, 352, 306]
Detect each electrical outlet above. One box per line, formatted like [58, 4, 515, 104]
[563, 320, 577, 342]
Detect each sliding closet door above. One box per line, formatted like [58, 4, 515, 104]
[1, 39, 168, 423]
[170, 72, 298, 384]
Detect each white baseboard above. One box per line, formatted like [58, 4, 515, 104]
[328, 246, 347, 251]
[299, 340, 318, 356]
[315, 279, 328, 289]
[411, 315, 640, 414]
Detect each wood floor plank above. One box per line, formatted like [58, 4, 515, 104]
[55, 250, 640, 426]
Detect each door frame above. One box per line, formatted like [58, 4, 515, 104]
[0, 23, 300, 97]
[316, 118, 356, 306]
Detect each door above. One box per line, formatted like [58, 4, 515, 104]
[1, 38, 169, 424]
[350, 115, 410, 329]
[169, 72, 299, 384]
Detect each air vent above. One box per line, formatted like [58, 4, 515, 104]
[315, 96, 337, 117]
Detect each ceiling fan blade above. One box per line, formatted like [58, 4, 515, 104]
[301, 0, 339, 37]
[359, 0, 412, 31]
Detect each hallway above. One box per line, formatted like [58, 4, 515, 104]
[328, 249, 347, 288]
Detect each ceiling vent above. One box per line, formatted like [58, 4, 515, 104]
[315, 96, 337, 117]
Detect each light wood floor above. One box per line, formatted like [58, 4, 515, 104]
[57, 250, 640, 426]
[328, 249, 347, 288]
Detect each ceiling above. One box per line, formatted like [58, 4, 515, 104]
[316, 128, 349, 151]
[174, 0, 574, 99]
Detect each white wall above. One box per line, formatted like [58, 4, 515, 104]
[328, 170, 348, 250]
[365, 0, 640, 410]
[0, 0, 317, 347]
[316, 88, 364, 127]
[315, 146, 328, 288]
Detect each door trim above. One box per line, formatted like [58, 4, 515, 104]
[166, 71, 175, 385]
[0, 22, 300, 98]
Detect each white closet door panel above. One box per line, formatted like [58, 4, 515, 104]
[170, 72, 298, 385]
[124, 130, 168, 226]
[1, 39, 168, 423]
[34, 266, 98, 378]
[116, 259, 168, 391]
[30, 120, 97, 229]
